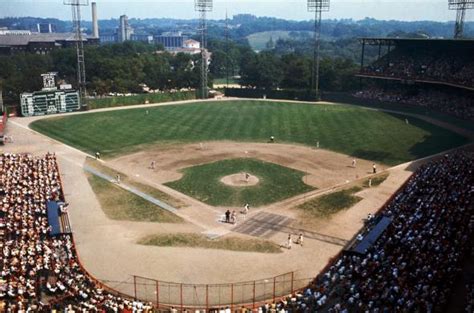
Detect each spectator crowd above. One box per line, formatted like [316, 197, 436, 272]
[0, 153, 153, 312]
[354, 87, 474, 121]
[253, 152, 473, 312]
[361, 46, 474, 89]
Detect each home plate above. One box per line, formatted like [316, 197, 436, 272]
[232, 212, 294, 239]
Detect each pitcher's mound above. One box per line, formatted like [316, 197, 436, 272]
[220, 173, 259, 187]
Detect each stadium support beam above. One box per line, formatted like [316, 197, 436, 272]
[307, 0, 330, 100]
[195, 0, 213, 99]
[64, 0, 89, 109]
[449, 0, 474, 38]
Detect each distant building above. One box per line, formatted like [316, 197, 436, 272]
[37, 23, 55, 34]
[0, 27, 31, 36]
[154, 33, 187, 50]
[130, 34, 153, 44]
[99, 33, 118, 44]
[159, 39, 202, 55]
[183, 39, 200, 49]
[0, 33, 99, 55]
[118, 15, 133, 42]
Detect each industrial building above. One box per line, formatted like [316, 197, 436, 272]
[0, 33, 99, 55]
[0, 2, 100, 55]
[154, 32, 187, 49]
[118, 15, 133, 42]
[37, 23, 56, 34]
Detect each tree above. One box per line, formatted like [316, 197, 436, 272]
[240, 51, 283, 89]
[281, 54, 311, 89]
[265, 36, 275, 50]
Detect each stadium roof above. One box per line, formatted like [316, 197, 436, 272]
[0, 33, 93, 47]
[359, 37, 474, 47]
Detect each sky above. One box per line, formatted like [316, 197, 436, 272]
[0, 0, 469, 22]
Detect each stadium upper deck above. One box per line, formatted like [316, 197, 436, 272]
[357, 38, 474, 90]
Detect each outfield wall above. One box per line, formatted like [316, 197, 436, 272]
[225, 88, 317, 101]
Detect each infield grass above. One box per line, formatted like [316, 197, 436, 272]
[166, 158, 313, 207]
[30, 100, 469, 165]
[138, 233, 282, 253]
[86, 173, 183, 223]
[298, 186, 363, 218]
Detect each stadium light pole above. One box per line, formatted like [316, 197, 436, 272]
[225, 10, 230, 88]
[195, 0, 213, 99]
[64, 0, 89, 109]
[449, 0, 474, 38]
[307, 0, 329, 100]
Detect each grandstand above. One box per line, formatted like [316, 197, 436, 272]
[355, 38, 474, 121]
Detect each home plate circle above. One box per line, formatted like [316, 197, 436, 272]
[220, 173, 259, 186]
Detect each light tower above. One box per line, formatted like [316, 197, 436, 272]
[195, 0, 213, 99]
[449, 0, 474, 38]
[307, 0, 329, 100]
[64, 0, 88, 108]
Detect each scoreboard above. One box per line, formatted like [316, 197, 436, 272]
[20, 89, 81, 117]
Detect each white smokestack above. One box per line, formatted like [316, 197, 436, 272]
[92, 2, 99, 38]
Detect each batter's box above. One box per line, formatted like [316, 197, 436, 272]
[232, 212, 294, 239]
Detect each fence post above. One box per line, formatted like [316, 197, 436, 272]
[206, 284, 209, 312]
[156, 280, 159, 308]
[252, 280, 256, 310]
[290, 272, 294, 294]
[273, 276, 276, 302]
[133, 276, 137, 299]
[231, 283, 234, 312]
[180, 283, 183, 311]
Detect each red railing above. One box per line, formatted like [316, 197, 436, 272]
[0, 111, 7, 138]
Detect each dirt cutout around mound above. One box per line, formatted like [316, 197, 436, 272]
[220, 173, 260, 186]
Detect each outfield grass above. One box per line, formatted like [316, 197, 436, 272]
[30, 100, 469, 165]
[166, 158, 313, 207]
[298, 186, 363, 218]
[86, 173, 183, 223]
[138, 233, 282, 253]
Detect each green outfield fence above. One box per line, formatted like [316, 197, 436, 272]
[224, 88, 317, 101]
[87, 91, 196, 109]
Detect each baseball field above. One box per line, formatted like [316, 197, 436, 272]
[14, 98, 471, 302]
